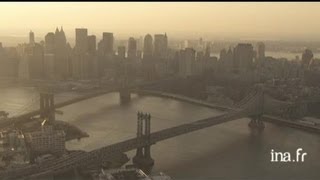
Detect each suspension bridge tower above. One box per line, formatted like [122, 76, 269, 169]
[248, 84, 265, 130]
[38, 86, 56, 122]
[132, 111, 154, 174]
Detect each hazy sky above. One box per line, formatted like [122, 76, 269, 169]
[1, 2, 320, 41]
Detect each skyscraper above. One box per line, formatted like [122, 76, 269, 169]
[154, 33, 168, 59]
[88, 35, 96, 54]
[44, 32, 55, 53]
[73, 28, 89, 79]
[178, 48, 196, 77]
[54, 27, 69, 79]
[143, 34, 153, 59]
[117, 46, 126, 59]
[204, 43, 211, 58]
[233, 43, 254, 72]
[87, 35, 97, 78]
[99, 32, 114, 55]
[219, 49, 227, 62]
[54, 27, 67, 47]
[302, 49, 313, 68]
[127, 37, 137, 59]
[225, 47, 234, 69]
[27, 43, 44, 79]
[257, 42, 265, 60]
[75, 28, 88, 53]
[29, 31, 35, 45]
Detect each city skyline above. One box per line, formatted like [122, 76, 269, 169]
[0, 2, 320, 179]
[2, 2, 320, 42]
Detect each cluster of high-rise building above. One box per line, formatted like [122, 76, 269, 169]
[10, 28, 175, 81]
[218, 43, 267, 73]
[0, 28, 319, 85]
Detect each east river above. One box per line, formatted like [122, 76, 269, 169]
[0, 87, 320, 179]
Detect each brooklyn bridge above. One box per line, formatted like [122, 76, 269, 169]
[0, 77, 319, 180]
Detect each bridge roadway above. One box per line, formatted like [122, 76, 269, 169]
[0, 86, 116, 129]
[134, 89, 239, 111]
[1, 83, 319, 179]
[136, 89, 320, 134]
[1, 107, 253, 180]
[0, 78, 237, 129]
[0, 79, 171, 129]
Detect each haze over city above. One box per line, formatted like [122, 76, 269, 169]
[2, 2, 320, 45]
[0, 2, 320, 180]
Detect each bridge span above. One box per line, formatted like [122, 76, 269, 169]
[1, 81, 320, 179]
[0, 78, 173, 129]
[1, 110, 252, 180]
[136, 89, 320, 134]
[0, 88, 260, 180]
[133, 89, 239, 111]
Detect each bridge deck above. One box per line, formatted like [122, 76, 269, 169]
[1, 109, 248, 179]
[1, 82, 319, 179]
[134, 89, 239, 111]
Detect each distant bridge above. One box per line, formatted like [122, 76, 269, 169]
[0, 88, 261, 179]
[0, 78, 177, 129]
[133, 89, 239, 111]
[1, 79, 320, 179]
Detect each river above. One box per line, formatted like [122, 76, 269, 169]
[0, 87, 320, 179]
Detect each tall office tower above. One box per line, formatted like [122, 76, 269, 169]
[219, 49, 227, 62]
[204, 43, 211, 58]
[96, 32, 114, 78]
[73, 28, 89, 79]
[219, 48, 227, 71]
[197, 37, 205, 52]
[153, 33, 168, 59]
[54, 27, 69, 79]
[54, 27, 67, 47]
[117, 46, 126, 59]
[141, 34, 154, 80]
[87, 35, 97, 78]
[28, 43, 44, 79]
[127, 37, 137, 59]
[88, 35, 96, 54]
[99, 32, 114, 54]
[44, 32, 55, 53]
[138, 36, 144, 51]
[29, 31, 35, 45]
[75, 28, 88, 53]
[178, 48, 196, 78]
[233, 43, 254, 72]
[302, 49, 313, 67]
[225, 47, 234, 68]
[257, 42, 265, 61]
[143, 34, 153, 59]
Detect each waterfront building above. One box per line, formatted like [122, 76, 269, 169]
[25, 120, 66, 157]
